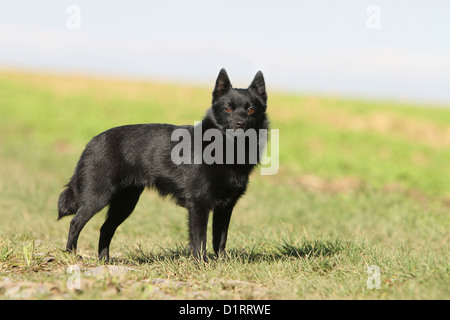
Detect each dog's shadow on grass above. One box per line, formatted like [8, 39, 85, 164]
[124, 239, 354, 265]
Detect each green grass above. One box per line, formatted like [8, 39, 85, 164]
[0, 69, 448, 299]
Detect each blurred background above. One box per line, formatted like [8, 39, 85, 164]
[1, 0, 449, 104]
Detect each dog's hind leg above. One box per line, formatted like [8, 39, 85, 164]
[66, 207, 102, 256]
[66, 193, 111, 256]
[98, 187, 144, 261]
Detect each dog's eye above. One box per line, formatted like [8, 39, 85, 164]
[247, 107, 256, 115]
[224, 106, 232, 113]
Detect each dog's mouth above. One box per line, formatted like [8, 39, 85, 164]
[233, 124, 246, 131]
[225, 128, 246, 138]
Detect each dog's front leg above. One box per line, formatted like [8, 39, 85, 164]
[187, 203, 210, 262]
[212, 204, 234, 257]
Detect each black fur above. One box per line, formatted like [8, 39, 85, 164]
[58, 68, 268, 261]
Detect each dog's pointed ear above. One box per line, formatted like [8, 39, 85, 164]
[212, 68, 232, 102]
[249, 71, 267, 103]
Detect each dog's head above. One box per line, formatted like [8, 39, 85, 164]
[207, 68, 268, 132]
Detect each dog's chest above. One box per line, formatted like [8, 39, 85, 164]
[211, 170, 249, 204]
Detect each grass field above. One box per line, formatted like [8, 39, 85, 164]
[0, 69, 448, 299]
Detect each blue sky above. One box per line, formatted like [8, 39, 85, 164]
[1, 0, 449, 103]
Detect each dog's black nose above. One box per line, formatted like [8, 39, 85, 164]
[235, 121, 245, 129]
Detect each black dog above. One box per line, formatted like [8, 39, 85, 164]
[58, 68, 268, 261]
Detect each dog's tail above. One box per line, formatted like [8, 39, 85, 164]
[58, 183, 78, 220]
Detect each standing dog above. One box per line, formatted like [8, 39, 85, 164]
[58, 69, 268, 261]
